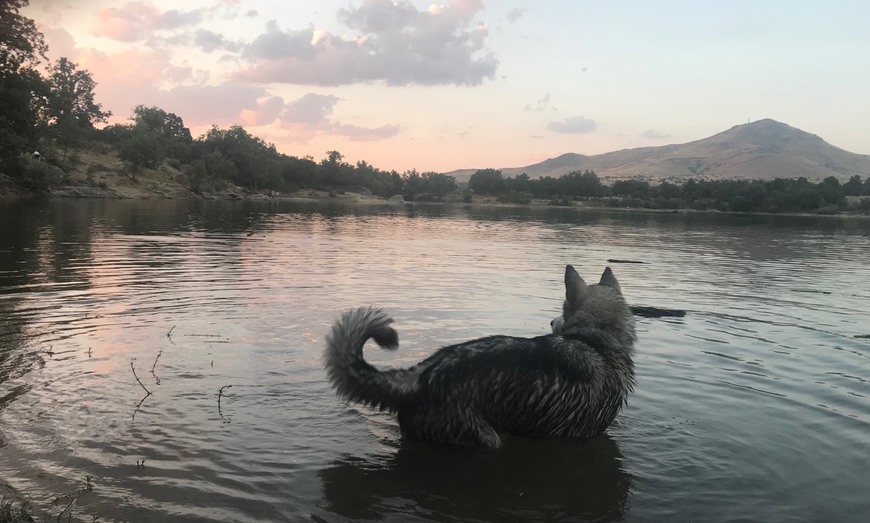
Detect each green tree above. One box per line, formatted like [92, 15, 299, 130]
[119, 124, 162, 173]
[655, 181, 682, 199]
[131, 105, 191, 143]
[403, 169, 425, 196]
[46, 57, 111, 128]
[0, 0, 50, 173]
[46, 57, 111, 159]
[817, 176, 844, 207]
[423, 172, 457, 197]
[559, 170, 605, 198]
[843, 175, 862, 196]
[468, 168, 504, 195]
[185, 151, 236, 192]
[201, 125, 281, 189]
[612, 179, 651, 197]
[130, 105, 192, 160]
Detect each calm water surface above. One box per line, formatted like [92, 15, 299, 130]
[1, 199, 868, 522]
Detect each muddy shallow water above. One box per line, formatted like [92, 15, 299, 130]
[1, 199, 868, 522]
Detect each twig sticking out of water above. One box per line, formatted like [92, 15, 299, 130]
[53, 475, 93, 522]
[131, 360, 153, 420]
[166, 325, 175, 339]
[131, 360, 151, 396]
[150, 351, 162, 385]
[218, 385, 233, 423]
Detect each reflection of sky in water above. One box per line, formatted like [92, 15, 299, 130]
[0, 199, 868, 522]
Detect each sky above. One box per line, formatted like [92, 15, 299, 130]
[22, 0, 870, 174]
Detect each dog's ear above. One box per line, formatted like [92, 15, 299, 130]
[599, 267, 621, 292]
[565, 265, 587, 307]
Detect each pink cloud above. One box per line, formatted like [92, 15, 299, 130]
[93, 1, 203, 42]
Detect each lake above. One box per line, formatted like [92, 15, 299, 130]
[1, 198, 868, 522]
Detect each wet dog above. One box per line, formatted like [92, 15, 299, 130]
[324, 265, 636, 448]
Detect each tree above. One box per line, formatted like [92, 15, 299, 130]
[423, 172, 457, 197]
[0, 0, 50, 173]
[0, 67, 49, 170]
[817, 176, 844, 207]
[559, 170, 605, 198]
[46, 58, 111, 128]
[200, 125, 281, 189]
[185, 151, 236, 192]
[612, 179, 651, 197]
[468, 168, 504, 195]
[131, 105, 191, 143]
[119, 125, 162, 172]
[0, 0, 47, 72]
[843, 175, 862, 196]
[129, 105, 191, 161]
[45, 57, 111, 160]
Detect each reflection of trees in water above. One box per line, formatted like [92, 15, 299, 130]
[318, 434, 630, 522]
[0, 283, 44, 412]
[0, 202, 48, 412]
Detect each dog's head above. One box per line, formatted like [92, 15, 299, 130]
[550, 265, 635, 346]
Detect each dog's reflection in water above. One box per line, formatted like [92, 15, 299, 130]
[317, 432, 631, 522]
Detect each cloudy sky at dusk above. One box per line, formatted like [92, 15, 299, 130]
[23, 0, 870, 173]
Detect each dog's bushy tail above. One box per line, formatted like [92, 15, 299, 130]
[324, 307, 418, 412]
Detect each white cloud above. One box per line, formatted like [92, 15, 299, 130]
[194, 29, 241, 53]
[234, 0, 498, 86]
[282, 93, 340, 125]
[331, 122, 400, 141]
[641, 129, 671, 140]
[547, 116, 597, 134]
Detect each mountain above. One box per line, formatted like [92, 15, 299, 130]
[446, 119, 870, 183]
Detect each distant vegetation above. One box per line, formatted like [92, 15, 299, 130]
[469, 169, 870, 214]
[2, 0, 870, 214]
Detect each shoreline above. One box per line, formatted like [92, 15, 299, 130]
[1, 147, 868, 219]
[3, 188, 870, 220]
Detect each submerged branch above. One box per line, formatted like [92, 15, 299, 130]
[631, 305, 686, 318]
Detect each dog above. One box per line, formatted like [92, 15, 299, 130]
[324, 265, 636, 448]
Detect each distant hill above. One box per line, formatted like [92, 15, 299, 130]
[446, 119, 870, 183]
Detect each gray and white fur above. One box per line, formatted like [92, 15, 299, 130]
[324, 265, 636, 448]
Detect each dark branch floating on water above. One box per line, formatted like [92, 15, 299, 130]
[631, 306, 686, 318]
[607, 259, 646, 264]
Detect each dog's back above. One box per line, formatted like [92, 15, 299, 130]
[324, 265, 636, 448]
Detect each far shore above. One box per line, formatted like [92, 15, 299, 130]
[3, 184, 869, 221]
[1, 148, 868, 219]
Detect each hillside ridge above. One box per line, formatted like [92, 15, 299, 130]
[447, 119, 870, 182]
